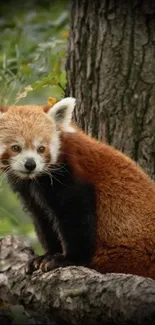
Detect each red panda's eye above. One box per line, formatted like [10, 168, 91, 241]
[11, 145, 21, 153]
[37, 146, 45, 154]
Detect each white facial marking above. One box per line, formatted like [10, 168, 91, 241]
[11, 138, 25, 149]
[33, 138, 43, 148]
[10, 149, 45, 179]
[50, 132, 60, 164]
[0, 144, 6, 169]
[0, 144, 6, 155]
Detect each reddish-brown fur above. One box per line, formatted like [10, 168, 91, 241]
[60, 130, 155, 279]
[1, 105, 155, 278]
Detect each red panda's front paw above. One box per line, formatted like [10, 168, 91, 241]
[39, 253, 71, 273]
[25, 253, 51, 274]
[25, 253, 72, 274]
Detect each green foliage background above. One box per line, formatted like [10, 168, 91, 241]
[0, 0, 70, 252]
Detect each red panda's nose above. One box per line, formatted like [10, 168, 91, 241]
[24, 158, 36, 172]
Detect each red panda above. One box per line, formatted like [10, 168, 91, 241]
[1, 98, 155, 279]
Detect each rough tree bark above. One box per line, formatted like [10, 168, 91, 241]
[66, 0, 155, 178]
[1, 235, 155, 325]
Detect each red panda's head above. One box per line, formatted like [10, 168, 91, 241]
[0, 97, 76, 179]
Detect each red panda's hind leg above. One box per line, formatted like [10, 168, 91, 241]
[91, 246, 152, 278]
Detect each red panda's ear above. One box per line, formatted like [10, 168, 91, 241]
[46, 97, 76, 128]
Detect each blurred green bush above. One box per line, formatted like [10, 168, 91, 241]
[0, 0, 70, 252]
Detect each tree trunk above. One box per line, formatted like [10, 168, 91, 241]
[66, 0, 155, 178]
